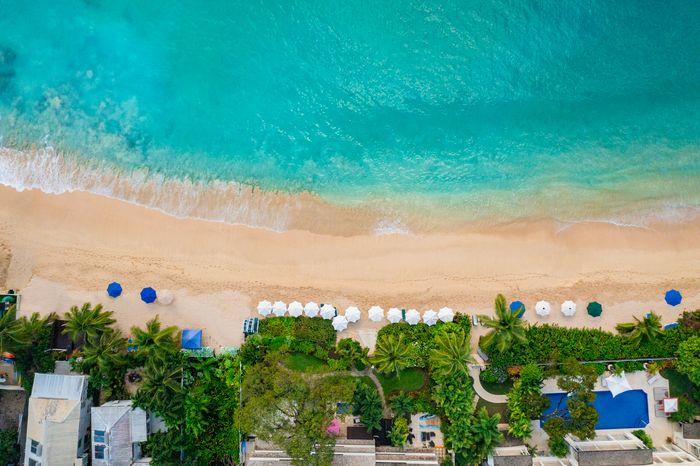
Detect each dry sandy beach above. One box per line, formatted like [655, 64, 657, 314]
[0, 184, 698, 350]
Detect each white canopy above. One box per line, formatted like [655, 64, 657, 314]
[368, 306, 384, 322]
[320, 304, 336, 320]
[272, 301, 287, 317]
[664, 398, 679, 413]
[387, 307, 402, 323]
[423, 309, 438, 326]
[332, 315, 348, 332]
[158, 289, 174, 305]
[288, 301, 304, 317]
[405, 309, 421, 325]
[257, 300, 272, 317]
[604, 372, 633, 398]
[345, 306, 361, 323]
[438, 307, 454, 322]
[561, 300, 577, 317]
[535, 300, 551, 316]
[304, 301, 319, 317]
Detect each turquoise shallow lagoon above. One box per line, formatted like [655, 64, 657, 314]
[0, 1, 699, 231]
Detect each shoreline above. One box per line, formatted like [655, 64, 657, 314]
[0, 184, 699, 348]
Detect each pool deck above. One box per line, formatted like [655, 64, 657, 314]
[532, 370, 674, 449]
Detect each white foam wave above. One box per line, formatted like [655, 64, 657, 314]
[0, 147, 294, 232]
[373, 217, 412, 236]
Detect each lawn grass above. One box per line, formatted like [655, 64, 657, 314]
[479, 376, 514, 395]
[375, 368, 426, 396]
[476, 397, 509, 422]
[284, 353, 330, 372]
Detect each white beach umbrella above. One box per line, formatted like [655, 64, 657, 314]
[561, 300, 577, 317]
[272, 301, 287, 317]
[320, 304, 336, 320]
[257, 300, 272, 317]
[304, 301, 319, 317]
[423, 309, 439, 326]
[387, 307, 403, 323]
[368, 306, 384, 322]
[332, 315, 348, 332]
[438, 307, 455, 322]
[535, 301, 551, 317]
[604, 372, 633, 398]
[158, 289, 174, 305]
[405, 309, 421, 325]
[345, 306, 361, 323]
[288, 301, 303, 317]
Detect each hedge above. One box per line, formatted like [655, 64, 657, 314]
[258, 316, 336, 348]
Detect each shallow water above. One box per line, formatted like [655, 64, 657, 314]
[1, 0, 699, 231]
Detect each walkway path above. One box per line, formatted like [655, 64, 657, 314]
[468, 364, 507, 404]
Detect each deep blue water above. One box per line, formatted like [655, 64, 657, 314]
[541, 390, 649, 429]
[0, 1, 699, 228]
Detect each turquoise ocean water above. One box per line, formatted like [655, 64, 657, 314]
[0, 0, 699, 232]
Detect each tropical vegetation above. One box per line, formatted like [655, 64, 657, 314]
[389, 416, 409, 447]
[429, 330, 473, 379]
[352, 382, 383, 433]
[479, 294, 527, 353]
[677, 335, 700, 386]
[507, 363, 547, 440]
[372, 334, 413, 375]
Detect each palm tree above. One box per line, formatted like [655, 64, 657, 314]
[131, 315, 179, 362]
[371, 334, 412, 376]
[479, 294, 527, 353]
[63, 303, 115, 343]
[389, 392, 414, 416]
[82, 328, 127, 371]
[336, 338, 369, 369]
[429, 331, 474, 379]
[0, 305, 29, 353]
[17, 312, 56, 338]
[134, 360, 184, 424]
[628, 312, 662, 347]
[470, 406, 504, 462]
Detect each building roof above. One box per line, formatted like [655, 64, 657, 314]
[31, 373, 87, 400]
[683, 422, 700, 439]
[91, 400, 148, 443]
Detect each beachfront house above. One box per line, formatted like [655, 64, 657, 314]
[563, 433, 652, 466]
[25, 373, 90, 466]
[91, 400, 149, 466]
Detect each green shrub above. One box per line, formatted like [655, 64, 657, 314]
[669, 397, 699, 423]
[549, 436, 569, 457]
[0, 427, 20, 464]
[480, 366, 507, 384]
[632, 429, 653, 449]
[389, 416, 409, 447]
[258, 316, 336, 348]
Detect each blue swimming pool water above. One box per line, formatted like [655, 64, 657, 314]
[541, 390, 649, 430]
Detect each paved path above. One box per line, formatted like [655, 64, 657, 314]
[468, 364, 507, 404]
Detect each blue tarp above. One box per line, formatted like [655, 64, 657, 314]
[665, 289, 682, 306]
[107, 282, 122, 298]
[182, 329, 203, 349]
[140, 287, 157, 304]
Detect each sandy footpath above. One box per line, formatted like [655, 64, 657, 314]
[0, 185, 698, 349]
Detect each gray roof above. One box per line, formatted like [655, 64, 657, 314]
[683, 422, 700, 439]
[92, 400, 147, 443]
[575, 449, 652, 466]
[494, 455, 533, 466]
[31, 373, 87, 400]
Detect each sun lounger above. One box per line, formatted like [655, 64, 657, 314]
[472, 314, 479, 326]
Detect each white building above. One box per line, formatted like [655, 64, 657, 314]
[90, 400, 149, 466]
[24, 373, 90, 466]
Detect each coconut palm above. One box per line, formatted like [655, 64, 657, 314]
[63, 303, 115, 343]
[628, 312, 663, 347]
[0, 305, 29, 353]
[371, 334, 412, 376]
[478, 294, 527, 353]
[82, 328, 127, 371]
[131, 315, 179, 362]
[336, 338, 369, 369]
[389, 392, 414, 416]
[134, 359, 184, 424]
[470, 407, 504, 462]
[429, 330, 474, 379]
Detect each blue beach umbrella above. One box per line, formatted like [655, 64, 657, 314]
[510, 300, 525, 318]
[106, 282, 122, 298]
[665, 289, 682, 306]
[140, 287, 157, 304]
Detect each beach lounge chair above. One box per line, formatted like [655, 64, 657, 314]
[472, 314, 479, 326]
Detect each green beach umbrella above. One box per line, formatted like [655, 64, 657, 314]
[1, 295, 16, 304]
[587, 301, 603, 317]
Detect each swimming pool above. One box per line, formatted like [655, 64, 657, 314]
[540, 390, 649, 429]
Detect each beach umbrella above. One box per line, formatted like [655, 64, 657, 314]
[345, 306, 361, 323]
[288, 301, 304, 317]
[320, 304, 336, 320]
[257, 300, 272, 317]
[140, 287, 157, 304]
[304, 301, 319, 317]
[423, 310, 438, 326]
[158, 289, 174, 305]
[665, 289, 682, 306]
[561, 301, 576, 317]
[332, 315, 348, 332]
[438, 307, 454, 323]
[272, 301, 287, 317]
[664, 398, 679, 414]
[368, 306, 384, 322]
[387, 307, 402, 323]
[510, 301, 525, 318]
[535, 301, 551, 317]
[587, 301, 602, 317]
[106, 282, 122, 298]
[604, 372, 632, 398]
[405, 309, 421, 325]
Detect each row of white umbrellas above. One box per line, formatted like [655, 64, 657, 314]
[535, 300, 577, 317]
[256, 301, 456, 330]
